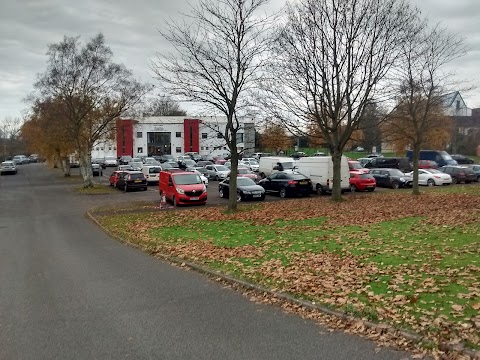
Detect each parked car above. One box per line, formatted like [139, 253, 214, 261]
[218, 177, 265, 201]
[104, 156, 118, 167]
[118, 164, 134, 171]
[313, 152, 327, 156]
[369, 168, 412, 189]
[29, 154, 40, 163]
[348, 160, 369, 174]
[234, 167, 259, 182]
[451, 154, 475, 165]
[367, 153, 383, 158]
[92, 163, 103, 176]
[407, 169, 452, 186]
[141, 165, 162, 184]
[438, 166, 476, 184]
[190, 169, 209, 187]
[240, 158, 260, 172]
[406, 150, 457, 167]
[357, 157, 372, 167]
[178, 159, 197, 170]
[119, 155, 133, 165]
[109, 170, 124, 187]
[92, 158, 106, 169]
[364, 157, 412, 172]
[13, 155, 29, 165]
[349, 172, 376, 192]
[417, 160, 438, 169]
[196, 160, 214, 168]
[165, 161, 180, 169]
[160, 154, 176, 163]
[117, 171, 148, 192]
[205, 164, 230, 180]
[159, 171, 207, 206]
[466, 164, 480, 181]
[143, 157, 157, 165]
[129, 161, 143, 171]
[185, 152, 202, 162]
[1, 161, 17, 175]
[291, 152, 308, 159]
[258, 171, 312, 198]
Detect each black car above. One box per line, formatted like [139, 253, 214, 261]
[364, 157, 411, 172]
[218, 177, 265, 201]
[119, 155, 133, 165]
[117, 171, 148, 192]
[439, 166, 476, 184]
[197, 160, 214, 168]
[92, 163, 103, 176]
[466, 164, 480, 182]
[451, 154, 475, 165]
[92, 158, 106, 169]
[258, 171, 312, 198]
[368, 168, 412, 189]
[160, 155, 176, 163]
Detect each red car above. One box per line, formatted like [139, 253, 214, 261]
[418, 160, 438, 169]
[348, 160, 369, 174]
[349, 171, 376, 192]
[234, 167, 259, 182]
[109, 170, 124, 187]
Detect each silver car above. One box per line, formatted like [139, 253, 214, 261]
[205, 164, 230, 181]
[1, 161, 17, 175]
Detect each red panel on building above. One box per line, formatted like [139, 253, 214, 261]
[183, 119, 200, 153]
[116, 119, 137, 157]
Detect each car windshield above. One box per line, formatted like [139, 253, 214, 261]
[237, 177, 256, 186]
[281, 162, 295, 170]
[215, 165, 228, 171]
[249, 160, 258, 165]
[174, 174, 202, 185]
[129, 173, 144, 180]
[130, 162, 142, 168]
[196, 167, 207, 174]
[389, 169, 405, 176]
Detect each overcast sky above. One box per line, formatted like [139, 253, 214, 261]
[1, 0, 479, 122]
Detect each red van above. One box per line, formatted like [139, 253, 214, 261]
[159, 171, 207, 206]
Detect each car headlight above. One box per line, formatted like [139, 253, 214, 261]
[176, 188, 185, 194]
[400, 177, 405, 182]
[243, 191, 252, 194]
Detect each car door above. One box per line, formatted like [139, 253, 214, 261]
[221, 178, 230, 196]
[262, 173, 276, 192]
[374, 170, 387, 187]
[271, 172, 287, 192]
[417, 169, 427, 185]
[205, 165, 213, 179]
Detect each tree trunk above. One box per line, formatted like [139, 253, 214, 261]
[61, 157, 71, 177]
[79, 151, 94, 188]
[331, 149, 343, 201]
[227, 136, 238, 212]
[411, 143, 421, 195]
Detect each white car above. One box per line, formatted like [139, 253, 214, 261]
[104, 156, 118, 167]
[192, 169, 209, 187]
[205, 164, 230, 180]
[409, 169, 452, 186]
[1, 161, 17, 175]
[240, 158, 259, 172]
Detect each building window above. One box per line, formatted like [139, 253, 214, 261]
[206, 147, 209, 150]
[96, 147, 99, 151]
[217, 132, 223, 138]
[113, 147, 116, 150]
[202, 133, 208, 139]
[176, 147, 182, 153]
[176, 132, 181, 138]
[201, 146, 204, 150]
[108, 147, 112, 150]
[236, 133, 244, 143]
[137, 147, 143, 153]
[137, 132, 143, 138]
[101, 147, 104, 151]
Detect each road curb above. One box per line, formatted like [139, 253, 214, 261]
[86, 209, 479, 360]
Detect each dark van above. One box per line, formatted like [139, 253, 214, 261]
[364, 157, 411, 172]
[406, 150, 457, 167]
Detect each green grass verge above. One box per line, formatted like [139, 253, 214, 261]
[72, 184, 116, 194]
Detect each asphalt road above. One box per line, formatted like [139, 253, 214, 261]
[0, 163, 412, 360]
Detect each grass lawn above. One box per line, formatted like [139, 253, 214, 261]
[72, 184, 116, 194]
[96, 187, 480, 351]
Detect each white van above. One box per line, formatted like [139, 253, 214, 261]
[295, 156, 349, 194]
[258, 157, 297, 178]
[142, 165, 161, 184]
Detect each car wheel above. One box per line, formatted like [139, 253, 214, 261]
[367, 188, 375, 192]
[427, 179, 435, 187]
[452, 177, 458, 184]
[316, 184, 325, 195]
[236, 192, 242, 202]
[173, 196, 178, 207]
[349, 184, 357, 192]
[260, 195, 265, 201]
[279, 188, 287, 198]
[143, 187, 147, 191]
[391, 181, 399, 189]
[215, 175, 219, 181]
[219, 188, 225, 198]
[260, 172, 266, 179]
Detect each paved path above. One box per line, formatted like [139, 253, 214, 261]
[0, 163, 412, 359]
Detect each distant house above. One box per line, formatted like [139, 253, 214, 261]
[442, 91, 472, 116]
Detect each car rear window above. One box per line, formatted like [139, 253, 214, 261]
[289, 174, 308, 180]
[149, 167, 161, 174]
[237, 177, 256, 186]
[359, 174, 374, 179]
[129, 173, 145, 180]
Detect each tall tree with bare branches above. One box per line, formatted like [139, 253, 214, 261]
[34, 34, 151, 187]
[153, 0, 272, 211]
[384, 25, 467, 195]
[261, 0, 418, 200]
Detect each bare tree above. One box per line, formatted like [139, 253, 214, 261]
[261, 0, 418, 200]
[144, 95, 187, 116]
[384, 25, 467, 195]
[34, 34, 151, 187]
[152, 0, 272, 211]
[0, 117, 22, 159]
